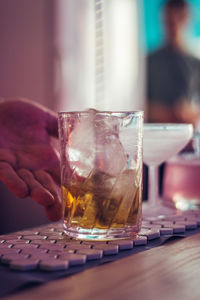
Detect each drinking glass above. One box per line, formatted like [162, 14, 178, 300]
[143, 123, 193, 217]
[58, 110, 143, 240]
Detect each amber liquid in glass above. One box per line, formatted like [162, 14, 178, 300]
[62, 169, 142, 230]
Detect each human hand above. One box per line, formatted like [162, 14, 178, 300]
[0, 98, 62, 221]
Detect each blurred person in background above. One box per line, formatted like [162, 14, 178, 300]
[146, 0, 200, 126]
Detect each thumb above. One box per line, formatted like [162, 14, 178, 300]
[46, 110, 58, 138]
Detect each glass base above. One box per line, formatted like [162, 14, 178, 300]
[63, 223, 140, 241]
[142, 199, 179, 218]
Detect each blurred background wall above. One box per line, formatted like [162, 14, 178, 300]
[0, 0, 55, 109]
[0, 0, 200, 233]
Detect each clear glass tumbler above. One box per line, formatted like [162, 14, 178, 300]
[58, 110, 143, 240]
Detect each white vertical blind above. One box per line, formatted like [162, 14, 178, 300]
[54, 0, 145, 112]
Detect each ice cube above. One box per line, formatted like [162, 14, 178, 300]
[79, 171, 116, 229]
[67, 112, 95, 177]
[85, 169, 140, 229]
[110, 169, 139, 227]
[67, 110, 127, 177]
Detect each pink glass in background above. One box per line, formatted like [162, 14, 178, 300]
[163, 155, 200, 210]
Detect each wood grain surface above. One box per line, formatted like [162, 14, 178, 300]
[3, 233, 200, 300]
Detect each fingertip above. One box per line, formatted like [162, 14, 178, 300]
[31, 188, 55, 207]
[13, 185, 29, 199]
[46, 111, 58, 137]
[18, 168, 63, 219]
[45, 202, 63, 222]
[0, 162, 29, 198]
[18, 168, 56, 206]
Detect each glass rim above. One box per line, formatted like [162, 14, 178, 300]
[58, 110, 144, 117]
